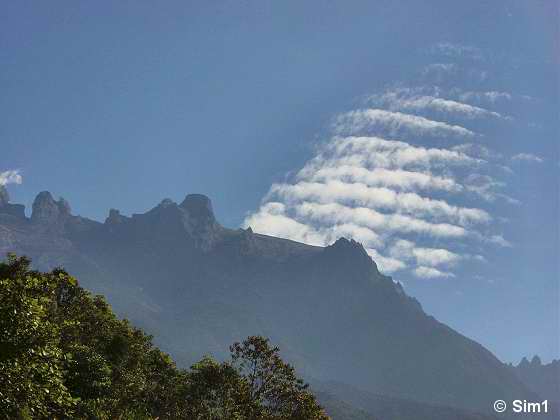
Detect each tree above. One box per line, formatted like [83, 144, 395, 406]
[229, 336, 329, 420]
[0, 255, 329, 419]
[183, 356, 251, 419]
[0, 254, 76, 418]
[0, 254, 184, 419]
[182, 336, 329, 419]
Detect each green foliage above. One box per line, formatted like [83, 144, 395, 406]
[229, 336, 329, 419]
[183, 337, 329, 419]
[0, 255, 329, 419]
[0, 254, 76, 418]
[184, 356, 251, 419]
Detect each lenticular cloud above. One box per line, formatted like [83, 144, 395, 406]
[244, 50, 519, 279]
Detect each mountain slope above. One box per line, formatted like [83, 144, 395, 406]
[314, 381, 501, 420]
[0, 188, 537, 417]
[508, 357, 560, 404]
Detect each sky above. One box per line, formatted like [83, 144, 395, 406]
[1, 1, 558, 363]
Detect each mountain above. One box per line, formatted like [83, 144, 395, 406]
[315, 392, 378, 420]
[508, 356, 560, 404]
[314, 381, 501, 420]
[0, 187, 543, 418]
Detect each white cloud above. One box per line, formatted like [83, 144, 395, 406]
[511, 153, 544, 164]
[245, 128, 511, 275]
[0, 170, 22, 186]
[452, 143, 502, 161]
[389, 239, 462, 268]
[413, 247, 461, 267]
[271, 181, 490, 226]
[312, 136, 482, 171]
[334, 109, 475, 139]
[294, 202, 467, 238]
[244, 202, 383, 248]
[366, 248, 407, 273]
[302, 166, 462, 193]
[245, 77, 515, 279]
[414, 266, 455, 279]
[486, 234, 512, 248]
[369, 89, 506, 120]
[243, 202, 327, 246]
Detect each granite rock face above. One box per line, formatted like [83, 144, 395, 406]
[180, 194, 224, 251]
[31, 191, 71, 225]
[180, 194, 216, 224]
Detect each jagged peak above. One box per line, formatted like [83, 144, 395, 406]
[327, 237, 367, 254]
[105, 208, 128, 225]
[140, 198, 182, 219]
[31, 191, 71, 223]
[530, 355, 542, 366]
[33, 191, 55, 205]
[323, 237, 377, 270]
[180, 194, 216, 224]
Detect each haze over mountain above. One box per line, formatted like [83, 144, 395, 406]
[1, 185, 555, 419]
[2, 1, 557, 365]
[509, 356, 560, 405]
[1, 3, 557, 420]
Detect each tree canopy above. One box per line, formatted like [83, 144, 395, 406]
[0, 254, 329, 419]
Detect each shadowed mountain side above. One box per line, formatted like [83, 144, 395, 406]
[316, 380, 559, 420]
[508, 357, 560, 405]
[314, 382, 502, 420]
[0, 190, 539, 416]
[316, 393, 379, 420]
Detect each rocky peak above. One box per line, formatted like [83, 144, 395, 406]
[530, 355, 542, 366]
[321, 237, 391, 286]
[178, 194, 223, 251]
[105, 209, 128, 225]
[31, 191, 71, 224]
[326, 238, 369, 258]
[180, 194, 216, 225]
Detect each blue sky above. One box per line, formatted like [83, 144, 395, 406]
[1, 1, 558, 362]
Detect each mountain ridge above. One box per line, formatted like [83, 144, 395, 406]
[0, 188, 545, 419]
[508, 356, 560, 405]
